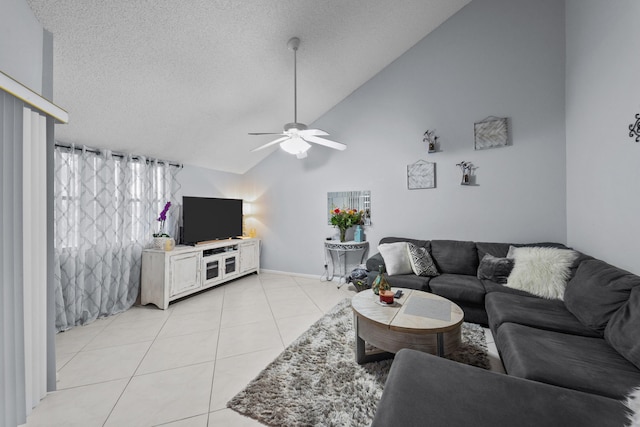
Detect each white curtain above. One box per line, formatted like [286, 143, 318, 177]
[53, 144, 180, 331]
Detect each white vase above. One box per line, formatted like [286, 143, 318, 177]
[152, 237, 168, 249]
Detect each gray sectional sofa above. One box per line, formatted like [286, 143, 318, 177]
[365, 237, 640, 426]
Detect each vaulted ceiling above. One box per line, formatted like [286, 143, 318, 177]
[27, 0, 470, 174]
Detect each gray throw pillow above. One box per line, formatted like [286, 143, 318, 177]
[477, 254, 514, 284]
[407, 243, 439, 277]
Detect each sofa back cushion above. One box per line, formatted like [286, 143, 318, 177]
[476, 242, 512, 260]
[430, 240, 478, 276]
[564, 259, 640, 334]
[605, 286, 640, 370]
[379, 237, 430, 252]
[365, 252, 386, 272]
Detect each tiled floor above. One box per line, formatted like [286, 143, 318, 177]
[23, 272, 504, 427]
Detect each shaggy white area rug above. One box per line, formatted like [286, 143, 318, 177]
[228, 298, 489, 427]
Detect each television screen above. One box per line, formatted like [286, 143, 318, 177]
[182, 197, 243, 244]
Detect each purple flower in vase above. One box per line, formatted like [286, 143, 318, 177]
[154, 202, 172, 237]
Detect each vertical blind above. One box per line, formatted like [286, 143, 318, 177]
[1, 91, 51, 426]
[22, 107, 48, 413]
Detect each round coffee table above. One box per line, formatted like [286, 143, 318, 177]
[351, 288, 464, 364]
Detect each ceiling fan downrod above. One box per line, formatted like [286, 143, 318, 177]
[288, 37, 300, 126]
[248, 36, 346, 157]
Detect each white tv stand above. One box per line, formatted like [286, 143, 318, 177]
[141, 237, 260, 309]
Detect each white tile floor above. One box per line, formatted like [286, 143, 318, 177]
[23, 273, 504, 427]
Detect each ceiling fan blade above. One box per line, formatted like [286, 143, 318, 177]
[251, 136, 290, 152]
[248, 132, 284, 136]
[303, 135, 347, 151]
[299, 128, 328, 137]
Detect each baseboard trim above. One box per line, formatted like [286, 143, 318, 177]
[260, 268, 340, 283]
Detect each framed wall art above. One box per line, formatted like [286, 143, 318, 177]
[474, 116, 509, 150]
[407, 160, 436, 189]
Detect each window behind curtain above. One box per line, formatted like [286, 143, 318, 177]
[53, 144, 181, 330]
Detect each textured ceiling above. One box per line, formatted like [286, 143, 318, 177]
[27, 0, 470, 174]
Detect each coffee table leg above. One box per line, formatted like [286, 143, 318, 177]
[354, 315, 394, 365]
[355, 321, 367, 364]
[437, 332, 444, 357]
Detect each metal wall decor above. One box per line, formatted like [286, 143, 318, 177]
[629, 113, 640, 142]
[423, 129, 439, 153]
[408, 160, 436, 189]
[456, 161, 474, 185]
[474, 116, 509, 150]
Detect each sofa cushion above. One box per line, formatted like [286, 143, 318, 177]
[605, 286, 640, 370]
[371, 349, 630, 427]
[485, 292, 601, 338]
[513, 242, 569, 250]
[477, 254, 514, 284]
[430, 240, 478, 276]
[378, 242, 413, 275]
[482, 279, 543, 298]
[497, 323, 640, 399]
[476, 241, 511, 260]
[407, 243, 439, 277]
[379, 237, 430, 252]
[365, 252, 385, 272]
[456, 304, 488, 326]
[366, 271, 430, 292]
[564, 259, 640, 334]
[505, 246, 578, 300]
[429, 274, 485, 305]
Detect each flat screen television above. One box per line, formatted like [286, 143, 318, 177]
[182, 196, 243, 244]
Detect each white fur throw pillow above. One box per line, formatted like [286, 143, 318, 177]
[627, 387, 640, 427]
[505, 246, 578, 300]
[378, 242, 413, 276]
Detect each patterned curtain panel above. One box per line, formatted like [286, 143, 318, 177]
[53, 144, 181, 331]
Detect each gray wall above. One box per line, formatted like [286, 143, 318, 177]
[243, 0, 567, 275]
[176, 164, 245, 240]
[0, 0, 44, 93]
[177, 164, 244, 200]
[566, 0, 640, 274]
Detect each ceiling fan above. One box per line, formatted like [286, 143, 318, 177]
[250, 37, 347, 159]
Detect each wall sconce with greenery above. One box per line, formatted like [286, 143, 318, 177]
[456, 161, 475, 185]
[423, 129, 439, 153]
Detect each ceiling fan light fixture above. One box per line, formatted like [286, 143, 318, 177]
[280, 136, 311, 156]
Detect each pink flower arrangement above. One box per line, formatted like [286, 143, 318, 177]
[330, 208, 363, 242]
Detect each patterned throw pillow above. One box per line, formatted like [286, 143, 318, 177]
[407, 243, 439, 277]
